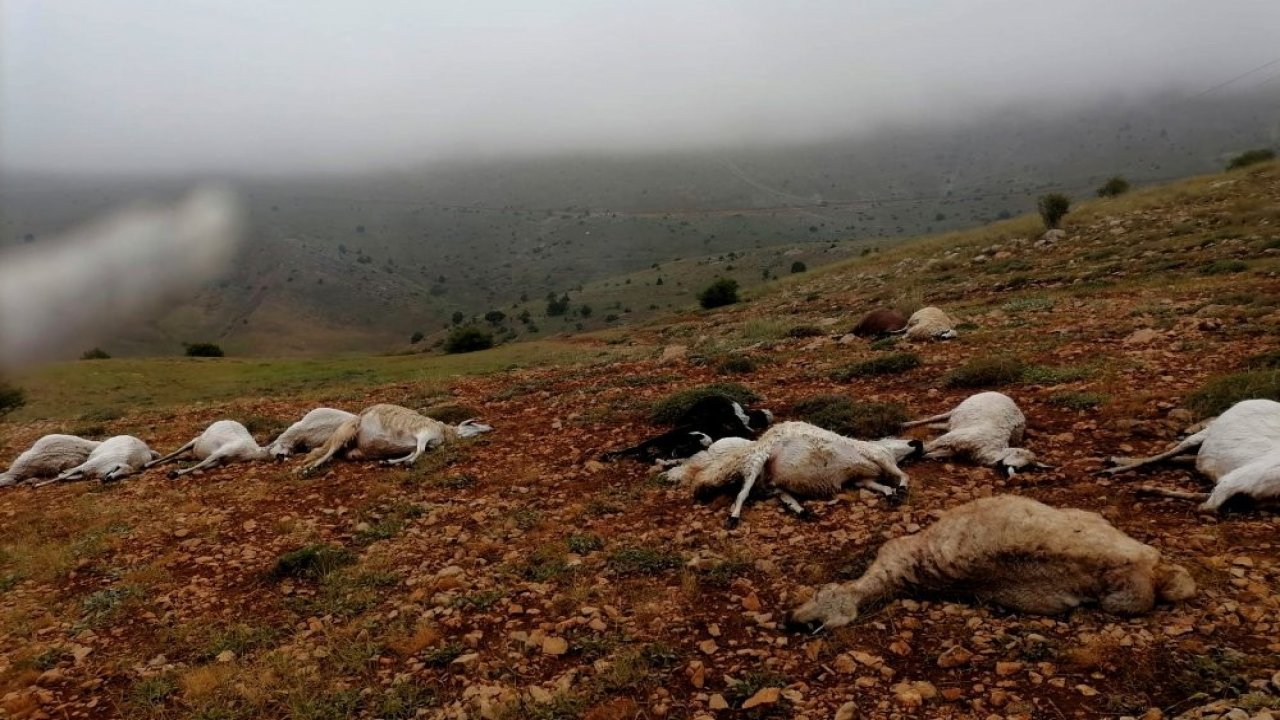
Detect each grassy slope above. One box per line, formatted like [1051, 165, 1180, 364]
[1, 161, 1279, 720]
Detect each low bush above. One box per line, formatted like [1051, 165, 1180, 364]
[833, 352, 921, 380]
[444, 326, 493, 354]
[271, 544, 356, 580]
[183, 342, 224, 358]
[1226, 148, 1275, 170]
[421, 403, 482, 424]
[786, 325, 824, 338]
[80, 347, 111, 360]
[0, 380, 25, 417]
[698, 278, 740, 309]
[1187, 370, 1280, 418]
[792, 395, 906, 438]
[945, 356, 1026, 388]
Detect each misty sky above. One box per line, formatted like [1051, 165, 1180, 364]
[3, 0, 1278, 175]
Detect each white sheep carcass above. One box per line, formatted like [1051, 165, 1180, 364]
[786, 495, 1196, 631]
[147, 420, 271, 477]
[298, 403, 492, 474]
[898, 306, 958, 341]
[903, 392, 1048, 475]
[34, 435, 159, 485]
[266, 408, 357, 459]
[1101, 398, 1280, 512]
[0, 434, 102, 487]
[670, 422, 920, 527]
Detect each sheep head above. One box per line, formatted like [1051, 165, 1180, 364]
[994, 447, 1043, 476]
[455, 419, 493, 438]
[785, 583, 860, 632]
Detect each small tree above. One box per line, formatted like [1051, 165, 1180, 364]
[698, 278, 740, 309]
[484, 310, 506, 325]
[409, 331, 425, 344]
[790, 261, 807, 274]
[1227, 148, 1276, 170]
[81, 347, 111, 360]
[451, 311, 465, 325]
[1037, 193, 1071, 230]
[1096, 176, 1130, 198]
[184, 342, 224, 358]
[444, 326, 493, 354]
[545, 294, 570, 317]
[578, 304, 592, 318]
[0, 380, 25, 417]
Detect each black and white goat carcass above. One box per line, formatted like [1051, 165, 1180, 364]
[602, 394, 772, 464]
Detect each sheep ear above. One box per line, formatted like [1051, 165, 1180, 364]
[1004, 464, 1017, 478]
[1032, 462, 1055, 470]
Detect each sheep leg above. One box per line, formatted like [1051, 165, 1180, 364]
[169, 453, 225, 478]
[383, 432, 433, 466]
[901, 411, 953, 430]
[857, 478, 900, 496]
[773, 490, 811, 519]
[1097, 430, 1208, 476]
[145, 440, 196, 469]
[1135, 485, 1212, 502]
[726, 441, 774, 528]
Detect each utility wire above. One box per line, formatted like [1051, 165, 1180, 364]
[1190, 55, 1280, 98]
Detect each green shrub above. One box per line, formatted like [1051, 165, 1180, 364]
[1021, 364, 1092, 384]
[785, 325, 824, 338]
[183, 342, 224, 358]
[1037, 193, 1071, 229]
[790, 261, 807, 273]
[0, 380, 25, 417]
[649, 383, 761, 424]
[833, 353, 921, 380]
[1244, 350, 1280, 370]
[444, 326, 493, 354]
[698, 278, 740, 309]
[1188, 370, 1280, 418]
[271, 544, 356, 580]
[606, 545, 683, 575]
[792, 395, 906, 437]
[1048, 391, 1106, 410]
[409, 331, 425, 344]
[80, 347, 111, 360]
[421, 402, 481, 424]
[945, 356, 1026, 388]
[868, 336, 899, 351]
[716, 355, 757, 374]
[1200, 259, 1248, 275]
[1226, 148, 1275, 170]
[1096, 176, 1130, 197]
[566, 533, 604, 554]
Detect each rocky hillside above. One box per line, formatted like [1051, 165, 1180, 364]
[0, 162, 1279, 719]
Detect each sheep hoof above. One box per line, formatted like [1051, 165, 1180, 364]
[783, 617, 823, 634]
[724, 516, 741, 530]
[796, 508, 815, 522]
[166, 470, 179, 480]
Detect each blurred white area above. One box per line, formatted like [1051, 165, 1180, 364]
[0, 186, 244, 367]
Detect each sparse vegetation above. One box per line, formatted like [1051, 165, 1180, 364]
[1188, 370, 1280, 418]
[270, 544, 356, 580]
[716, 355, 758, 374]
[792, 395, 907, 437]
[606, 545, 683, 575]
[1037, 193, 1070, 229]
[1226, 148, 1275, 170]
[1048, 391, 1106, 410]
[698, 277, 740, 309]
[785, 324, 824, 338]
[945, 356, 1026, 388]
[421, 402, 482, 424]
[832, 352, 921, 380]
[1096, 176, 1130, 197]
[1199, 259, 1248, 275]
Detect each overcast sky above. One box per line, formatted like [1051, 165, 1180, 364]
[3, 0, 1278, 175]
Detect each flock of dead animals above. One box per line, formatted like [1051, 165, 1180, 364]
[0, 303, 1275, 633]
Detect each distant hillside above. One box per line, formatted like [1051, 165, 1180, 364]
[1, 91, 1276, 356]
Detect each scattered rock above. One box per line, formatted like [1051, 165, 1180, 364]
[741, 687, 780, 709]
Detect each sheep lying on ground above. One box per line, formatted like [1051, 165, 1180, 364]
[266, 408, 357, 459]
[786, 495, 1195, 631]
[851, 309, 908, 338]
[33, 436, 159, 485]
[298, 403, 491, 474]
[1100, 399, 1280, 512]
[0, 435, 102, 487]
[903, 392, 1048, 476]
[147, 420, 271, 478]
[603, 395, 772, 464]
[670, 421, 920, 527]
[896, 306, 958, 341]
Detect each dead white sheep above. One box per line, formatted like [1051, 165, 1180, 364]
[147, 420, 271, 477]
[1100, 398, 1280, 511]
[34, 435, 159, 485]
[670, 421, 920, 527]
[298, 403, 492, 474]
[895, 306, 958, 341]
[0, 434, 102, 487]
[266, 408, 357, 459]
[903, 391, 1048, 476]
[786, 495, 1196, 631]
